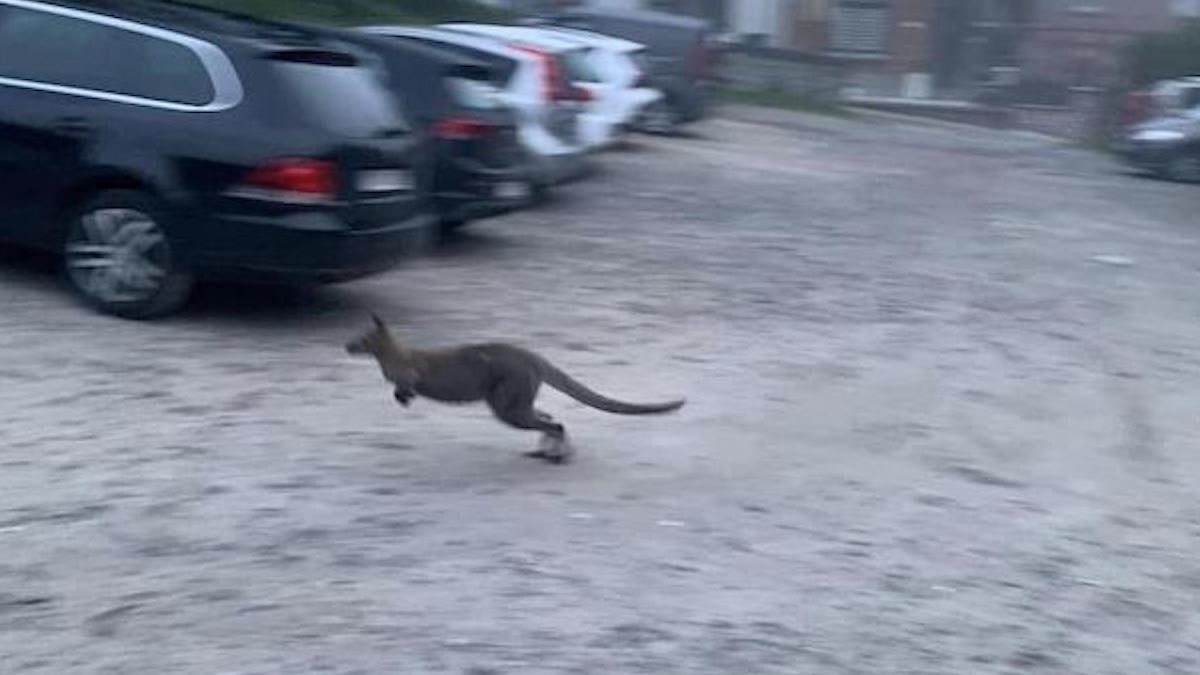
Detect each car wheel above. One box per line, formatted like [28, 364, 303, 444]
[530, 181, 553, 205]
[64, 190, 193, 319]
[638, 99, 680, 136]
[1166, 155, 1200, 183]
[438, 216, 468, 235]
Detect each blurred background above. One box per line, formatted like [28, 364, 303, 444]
[3, 1, 1200, 673]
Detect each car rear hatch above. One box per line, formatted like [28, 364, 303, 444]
[509, 43, 594, 146]
[257, 46, 424, 229]
[438, 63, 527, 172]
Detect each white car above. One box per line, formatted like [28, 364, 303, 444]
[526, 25, 665, 144]
[439, 23, 650, 150]
[359, 26, 588, 190]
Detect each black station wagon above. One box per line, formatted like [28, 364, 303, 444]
[0, 0, 433, 318]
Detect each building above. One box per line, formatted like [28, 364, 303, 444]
[1021, 0, 1188, 89]
[723, 0, 1190, 96]
[690, 1, 1028, 98]
[489, 0, 1198, 94]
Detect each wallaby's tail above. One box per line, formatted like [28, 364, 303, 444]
[537, 359, 686, 415]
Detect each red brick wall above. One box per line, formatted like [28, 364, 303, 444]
[889, 0, 936, 71]
[1021, 0, 1175, 86]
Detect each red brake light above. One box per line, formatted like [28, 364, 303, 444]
[243, 158, 337, 200]
[572, 86, 593, 103]
[513, 43, 565, 101]
[688, 41, 713, 78]
[433, 117, 494, 140]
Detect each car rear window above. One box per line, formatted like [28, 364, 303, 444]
[445, 67, 503, 110]
[393, 36, 517, 87]
[0, 3, 215, 106]
[270, 52, 407, 137]
[558, 48, 601, 83]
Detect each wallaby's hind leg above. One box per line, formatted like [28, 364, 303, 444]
[496, 407, 573, 464]
[486, 376, 573, 463]
[531, 409, 575, 461]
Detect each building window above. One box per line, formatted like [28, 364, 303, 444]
[831, 0, 888, 54]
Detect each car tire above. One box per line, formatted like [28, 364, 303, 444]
[638, 99, 680, 136]
[529, 181, 553, 205]
[63, 190, 193, 319]
[1165, 155, 1200, 183]
[438, 216, 468, 235]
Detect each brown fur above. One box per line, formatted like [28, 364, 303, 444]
[346, 315, 685, 463]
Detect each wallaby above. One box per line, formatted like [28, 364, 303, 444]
[345, 315, 685, 463]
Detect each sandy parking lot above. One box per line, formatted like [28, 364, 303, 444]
[3, 107, 1200, 673]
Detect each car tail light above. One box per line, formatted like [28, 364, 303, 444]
[572, 86, 594, 103]
[240, 158, 337, 202]
[433, 116, 494, 140]
[688, 40, 714, 79]
[513, 43, 565, 101]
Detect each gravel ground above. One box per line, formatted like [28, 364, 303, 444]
[4, 107, 1200, 674]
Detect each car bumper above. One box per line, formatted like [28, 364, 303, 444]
[574, 89, 657, 150]
[1114, 140, 1176, 171]
[194, 210, 436, 283]
[671, 80, 713, 124]
[436, 156, 534, 223]
[529, 148, 590, 186]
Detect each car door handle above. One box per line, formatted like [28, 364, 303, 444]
[54, 116, 94, 139]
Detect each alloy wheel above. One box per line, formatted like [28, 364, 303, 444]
[66, 208, 172, 305]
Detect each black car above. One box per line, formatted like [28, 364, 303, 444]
[1116, 112, 1200, 183]
[546, 8, 718, 134]
[0, 0, 432, 318]
[327, 28, 533, 231]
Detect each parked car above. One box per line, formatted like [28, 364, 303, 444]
[471, 23, 663, 149]
[1115, 107, 1200, 182]
[440, 23, 649, 150]
[359, 25, 588, 195]
[0, 0, 431, 318]
[545, 8, 718, 134]
[316, 27, 533, 231]
[1149, 77, 1200, 117]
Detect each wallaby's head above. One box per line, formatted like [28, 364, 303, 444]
[345, 314, 397, 358]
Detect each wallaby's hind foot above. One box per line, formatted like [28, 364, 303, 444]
[524, 431, 575, 464]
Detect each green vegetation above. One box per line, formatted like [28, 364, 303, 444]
[189, 0, 512, 25]
[717, 87, 853, 119]
[1125, 20, 1200, 87]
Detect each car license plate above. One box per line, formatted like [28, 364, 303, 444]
[357, 169, 413, 193]
[495, 181, 530, 201]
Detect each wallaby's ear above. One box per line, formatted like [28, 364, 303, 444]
[371, 313, 386, 330]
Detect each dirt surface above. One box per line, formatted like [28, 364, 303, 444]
[4, 108, 1200, 673]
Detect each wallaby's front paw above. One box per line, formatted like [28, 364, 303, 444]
[394, 388, 414, 407]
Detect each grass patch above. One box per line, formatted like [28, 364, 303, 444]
[188, 0, 512, 25]
[717, 87, 853, 118]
